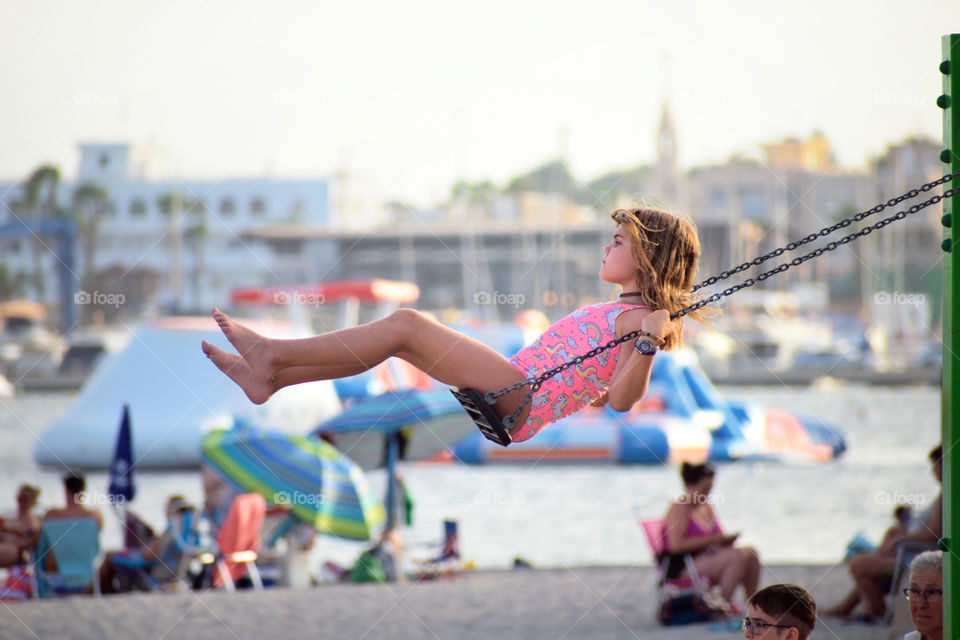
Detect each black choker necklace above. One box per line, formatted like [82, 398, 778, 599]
[619, 292, 644, 298]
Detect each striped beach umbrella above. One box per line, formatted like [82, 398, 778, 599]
[201, 421, 385, 541]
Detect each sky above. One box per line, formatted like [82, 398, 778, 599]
[1, 0, 958, 207]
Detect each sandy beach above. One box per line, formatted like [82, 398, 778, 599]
[1, 564, 901, 640]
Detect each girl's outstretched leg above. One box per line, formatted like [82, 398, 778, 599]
[208, 308, 532, 425]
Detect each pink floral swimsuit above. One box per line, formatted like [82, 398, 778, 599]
[508, 302, 647, 442]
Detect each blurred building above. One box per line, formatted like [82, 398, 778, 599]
[246, 219, 612, 322]
[0, 142, 334, 318]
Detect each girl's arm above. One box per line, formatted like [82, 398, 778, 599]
[606, 309, 672, 412]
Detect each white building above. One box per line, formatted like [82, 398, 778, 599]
[0, 142, 335, 318]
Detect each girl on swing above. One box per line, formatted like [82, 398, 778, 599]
[202, 208, 706, 442]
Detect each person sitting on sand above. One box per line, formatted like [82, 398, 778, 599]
[823, 444, 942, 621]
[827, 503, 913, 618]
[741, 583, 816, 639]
[661, 462, 760, 610]
[98, 495, 196, 594]
[0, 484, 41, 568]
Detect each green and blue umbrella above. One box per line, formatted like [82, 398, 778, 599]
[201, 421, 385, 541]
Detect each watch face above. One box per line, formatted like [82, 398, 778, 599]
[636, 339, 655, 354]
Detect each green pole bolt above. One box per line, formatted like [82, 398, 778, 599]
[944, 149, 954, 163]
[943, 238, 952, 252]
[942, 60, 952, 75]
[944, 213, 953, 228]
[939, 94, 953, 109]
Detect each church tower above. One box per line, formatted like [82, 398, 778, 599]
[653, 101, 679, 205]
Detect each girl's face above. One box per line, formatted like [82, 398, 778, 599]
[600, 224, 640, 288]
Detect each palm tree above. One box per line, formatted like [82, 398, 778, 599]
[23, 164, 61, 299]
[184, 221, 208, 309]
[71, 182, 108, 297]
[157, 191, 200, 312]
[0, 264, 28, 301]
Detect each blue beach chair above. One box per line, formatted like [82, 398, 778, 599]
[30, 518, 101, 598]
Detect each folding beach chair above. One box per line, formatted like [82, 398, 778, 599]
[639, 517, 716, 625]
[30, 518, 101, 598]
[211, 493, 266, 591]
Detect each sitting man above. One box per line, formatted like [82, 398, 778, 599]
[43, 475, 103, 530]
[742, 583, 816, 639]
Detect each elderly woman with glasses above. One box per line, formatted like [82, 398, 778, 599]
[901, 550, 943, 640]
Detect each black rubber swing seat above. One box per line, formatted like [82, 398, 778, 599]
[450, 387, 513, 447]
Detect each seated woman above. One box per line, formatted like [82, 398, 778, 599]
[661, 462, 760, 608]
[0, 484, 41, 568]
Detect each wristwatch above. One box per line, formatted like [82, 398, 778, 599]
[634, 339, 658, 356]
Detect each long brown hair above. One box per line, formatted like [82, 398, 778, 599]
[610, 208, 708, 350]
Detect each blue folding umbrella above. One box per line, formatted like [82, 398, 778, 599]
[107, 404, 135, 504]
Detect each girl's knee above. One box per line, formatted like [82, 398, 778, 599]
[388, 308, 429, 329]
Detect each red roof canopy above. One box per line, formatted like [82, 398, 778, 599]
[229, 279, 420, 306]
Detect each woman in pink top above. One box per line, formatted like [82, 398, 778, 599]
[202, 208, 708, 441]
[662, 462, 761, 609]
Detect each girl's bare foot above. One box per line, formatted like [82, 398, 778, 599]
[211, 308, 279, 382]
[202, 340, 274, 404]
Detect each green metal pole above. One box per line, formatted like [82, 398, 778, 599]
[941, 33, 960, 640]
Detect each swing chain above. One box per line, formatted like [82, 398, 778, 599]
[690, 168, 960, 293]
[675, 184, 957, 319]
[485, 175, 960, 430]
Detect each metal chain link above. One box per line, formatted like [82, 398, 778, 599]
[488, 173, 960, 430]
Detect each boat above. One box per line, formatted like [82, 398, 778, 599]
[19, 327, 131, 392]
[0, 299, 64, 384]
[452, 349, 847, 465]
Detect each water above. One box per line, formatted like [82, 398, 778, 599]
[0, 384, 940, 571]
